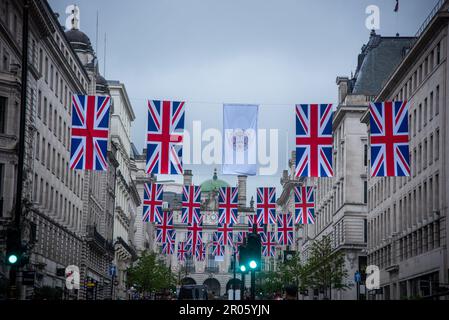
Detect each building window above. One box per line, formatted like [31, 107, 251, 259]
[45, 57, 48, 83]
[424, 98, 428, 126]
[37, 90, 42, 119]
[41, 138, 45, 165]
[429, 91, 433, 120]
[0, 163, 4, 217]
[435, 129, 439, 161]
[0, 96, 6, 134]
[35, 132, 40, 160]
[435, 85, 439, 115]
[363, 181, 368, 204]
[418, 104, 422, 132]
[436, 42, 440, 64]
[48, 104, 52, 131]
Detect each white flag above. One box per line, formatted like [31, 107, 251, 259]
[222, 104, 258, 175]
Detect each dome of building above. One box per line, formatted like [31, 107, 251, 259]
[65, 28, 93, 52]
[200, 169, 230, 193]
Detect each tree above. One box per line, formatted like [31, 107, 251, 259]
[126, 252, 176, 297]
[305, 236, 350, 299]
[256, 270, 283, 298]
[278, 252, 310, 293]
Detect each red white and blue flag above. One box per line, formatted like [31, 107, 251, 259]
[215, 222, 234, 246]
[233, 231, 247, 254]
[218, 187, 239, 226]
[256, 187, 276, 225]
[277, 213, 294, 246]
[70, 95, 111, 171]
[212, 234, 225, 256]
[142, 183, 163, 223]
[248, 214, 265, 234]
[295, 104, 333, 177]
[155, 211, 174, 243]
[370, 101, 410, 177]
[177, 242, 191, 262]
[146, 100, 185, 175]
[261, 231, 277, 257]
[195, 242, 206, 261]
[294, 186, 315, 225]
[181, 185, 201, 225]
[186, 221, 203, 254]
[161, 232, 175, 254]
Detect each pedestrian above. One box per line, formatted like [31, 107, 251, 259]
[283, 284, 298, 300]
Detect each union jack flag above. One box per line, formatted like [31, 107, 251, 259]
[212, 234, 225, 256]
[142, 183, 163, 223]
[277, 213, 294, 246]
[215, 222, 234, 246]
[294, 186, 315, 224]
[181, 185, 201, 225]
[161, 232, 175, 254]
[195, 242, 206, 261]
[218, 187, 239, 226]
[256, 187, 276, 225]
[155, 211, 174, 243]
[233, 231, 247, 254]
[295, 104, 333, 177]
[186, 221, 203, 256]
[146, 100, 185, 175]
[248, 214, 265, 234]
[177, 242, 191, 262]
[370, 101, 410, 177]
[70, 95, 111, 171]
[261, 231, 277, 257]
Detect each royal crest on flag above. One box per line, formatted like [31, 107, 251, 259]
[181, 185, 201, 225]
[155, 211, 174, 243]
[295, 104, 333, 177]
[146, 100, 185, 175]
[218, 187, 239, 226]
[369, 101, 410, 177]
[70, 95, 111, 171]
[294, 186, 315, 225]
[142, 183, 163, 223]
[277, 213, 294, 246]
[261, 231, 277, 257]
[256, 187, 276, 225]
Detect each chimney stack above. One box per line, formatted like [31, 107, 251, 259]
[183, 169, 192, 186]
[237, 175, 247, 207]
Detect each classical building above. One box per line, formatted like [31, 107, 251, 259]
[108, 80, 140, 300]
[0, 0, 90, 299]
[361, 0, 449, 300]
[65, 19, 118, 300]
[278, 31, 414, 300]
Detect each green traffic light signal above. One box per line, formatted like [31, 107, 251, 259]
[240, 265, 247, 272]
[249, 260, 257, 269]
[7, 254, 18, 265]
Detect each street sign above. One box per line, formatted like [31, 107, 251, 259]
[109, 265, 116, 277]
[354, 271, 362, 283]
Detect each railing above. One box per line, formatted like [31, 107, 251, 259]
[414, 0, 445, 40]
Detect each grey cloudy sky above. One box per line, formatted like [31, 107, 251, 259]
[50, 0, 438, 201]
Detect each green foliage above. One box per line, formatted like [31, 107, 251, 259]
[127, 252, 176, 294]
[305, 236, 350, 298]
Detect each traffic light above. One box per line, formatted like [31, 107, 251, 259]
[246, 233, 261, 271]
[238, 245, 249, 273]
[5, 229, 23, 266]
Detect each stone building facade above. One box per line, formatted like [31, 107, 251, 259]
[361, 0, 449, 300]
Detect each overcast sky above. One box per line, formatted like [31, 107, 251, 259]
[50, 0, 438, 202]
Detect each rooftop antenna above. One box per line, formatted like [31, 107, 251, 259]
[95, 10, 99, 55]
[103, 32, 107, 77]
